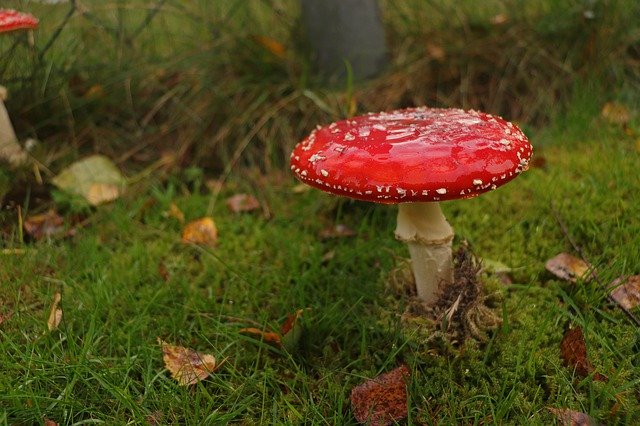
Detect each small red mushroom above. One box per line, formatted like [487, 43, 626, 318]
[290, 107, 532, 304]
[0, 9, 39, 33]
[0, 9, 38, 167]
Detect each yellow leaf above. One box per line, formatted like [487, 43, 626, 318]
[159, 339, 222, 386]
[182, 217, 218, 246]
[47, 293, 62, 331]
[86, 183, 121, 205]
[51, 155, 126, 206]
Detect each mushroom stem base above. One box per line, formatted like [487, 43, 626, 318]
[406, 241, 453, 304]
[395, 202, 454, 305]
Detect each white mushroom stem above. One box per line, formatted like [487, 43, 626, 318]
[395, 202, 454, 305]
[0, 85, 27, 167]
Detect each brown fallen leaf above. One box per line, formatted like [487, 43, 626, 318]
[609, 275, 640, 310]
[182, 217, 218, 246]
[158, 261, 170, 282]
[545, 253, 592, 282]
[560, 326, 606, 381]
[280, 308, 305, 352]
[601, 102, 630, 126]
[319, 224, 356, 239]
[548, 407, 599, 426]
[350, 364, 410, 426]
[239, 309, 306, 351]
[164, 202, 185, 223]
[490, 13, 508, 25]
[226, 194, 260, 213]
[24, 209, 65, 240]
[44, 418, 59, 426]
[251, 35, 286, 59]
[47, 292, 62, 331]
[159, 339, 223, 386]
[0, 311, 13, 325]
[239, 327, 282, 346]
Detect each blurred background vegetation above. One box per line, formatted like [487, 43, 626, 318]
[1, 0, 639, 176]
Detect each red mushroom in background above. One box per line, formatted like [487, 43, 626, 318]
[290, 107, 532, 305]
[0, 9, 39, 167]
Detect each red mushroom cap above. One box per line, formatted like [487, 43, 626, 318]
[290, 107, 532, 203]
[0, 9, 39, 33]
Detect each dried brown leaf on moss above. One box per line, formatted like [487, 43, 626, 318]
[47, 292, 62, 331]
[226, 194, 260, 213]
[159, 339, 223, 386]
[350, 364, 410, 426]
[560, 326, 607, 382]
[548, 407, 599, 426]
[545, 253, 592, 282]
[601, 102, 631, 126]
[24, 209, 64, 240]
[181, 217, 218, 246]
[239, 309, 306, 352]
[609, 275, 640, 310]
[0, 311, 13, 326]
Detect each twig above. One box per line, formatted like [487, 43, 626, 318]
[551, 202, 640, 327]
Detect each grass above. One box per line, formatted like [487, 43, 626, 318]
[1, 0, 639, 424]
[2, 102, 640, 424]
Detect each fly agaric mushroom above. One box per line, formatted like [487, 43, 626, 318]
[0, 9, 39, 167]
[290, 107, 532, 305]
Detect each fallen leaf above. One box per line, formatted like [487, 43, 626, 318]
[52, 155, 126, 206]
[158, 261, 170, 282]
[280, 308, 305, 352]
[319, 224, 356, 239]
[545, 253, 592, 282]
[47, 292, 62, 331]
[83, 84, 105, 100]
[145, 411, 164, 426]
[159, 339, 222, 386]
[560, 326, 606, 381]
[425, 43, 445, 61]
[0, 311, 13, 325]
[601, 102, 630, 126]
[44, 419, 59, 426]
[548, 407, 598, 426]
[608, 275, 640, 310]
[86, 183, 120, 205]
[239, 327, 282, 346]
[23, 209, 64, 240]
[164, 202, 185, 223]
[239, 309, 306, 351]
[251, 35, 286, 58]
[226, 194, 260, 213]
[182, 217, 218, 246]
[490, 13, 508, 25]
[350, 364, 410, 426]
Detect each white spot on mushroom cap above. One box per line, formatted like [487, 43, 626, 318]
[436, 188, 447, 195]
[320, 169, 329, 177]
